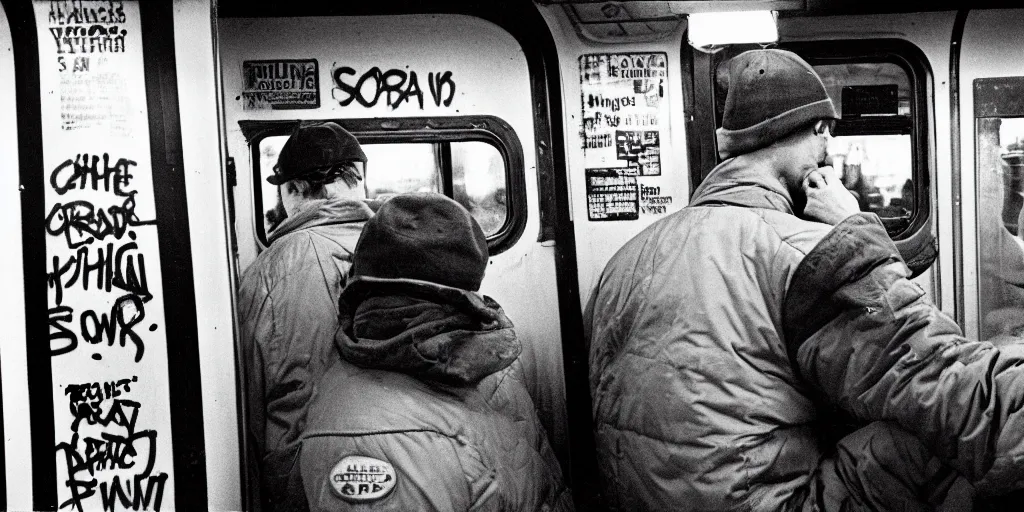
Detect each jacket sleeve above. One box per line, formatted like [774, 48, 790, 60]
[783, 213, 1024, 494]
[300, 431, 494, 512]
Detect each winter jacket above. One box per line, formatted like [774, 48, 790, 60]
[300, 277, 574, 512]
[584, 157, 835, 511]
[238, 198, 373, 512]
[784, 212, 1024, 496]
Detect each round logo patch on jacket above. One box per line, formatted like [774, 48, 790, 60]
[328, 455, 397, 502]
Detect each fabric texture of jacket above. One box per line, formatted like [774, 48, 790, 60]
[238, 197, 373, 512]
[584, 157, 835, 511]
[784, 213, 1024, 496]
[300, 277, 574, 512]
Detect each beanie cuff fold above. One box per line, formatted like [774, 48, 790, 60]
[716, 99, 838, 159]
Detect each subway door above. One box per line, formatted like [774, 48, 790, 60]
[958, 9, 1024, 342]
[218, 13, 568, 466]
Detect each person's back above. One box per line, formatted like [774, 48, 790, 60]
[588, 48, 1024, 512]
[587, 154, 832, 511]
[237, 121, 373, 512]
[300, 193, 573, 512]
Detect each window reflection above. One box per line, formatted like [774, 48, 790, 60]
[977, 117, 1024, 339]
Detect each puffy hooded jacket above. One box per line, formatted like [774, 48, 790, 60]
[238, 197, 373, 512]
[584, 157, 834, 511]
[784, 213, 1024, 496]
[301, 277, 574, 512]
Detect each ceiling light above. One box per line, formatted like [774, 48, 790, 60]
[687, 10, 778, 49]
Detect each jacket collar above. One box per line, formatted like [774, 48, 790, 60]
[689, 156, 797, 215]
[268, 197, 373, 243]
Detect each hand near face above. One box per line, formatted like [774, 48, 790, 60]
[802, 166, 861, 225]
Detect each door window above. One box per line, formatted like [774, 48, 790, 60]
[974, 78, 1024, 339]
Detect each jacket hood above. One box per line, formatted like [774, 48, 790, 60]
[269, 197, 373, 243]
[335, 276, 521, 385]
[689, 156, 798, 214]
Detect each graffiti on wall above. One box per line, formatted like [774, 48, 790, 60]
[38, 1, 176, 510]
[331, 65, 456, 110]
[580, 53, 673, 220]
[46, 152, 155, 362]
[56, 376, 168, 512]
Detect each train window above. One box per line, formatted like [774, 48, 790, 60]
[975, 78, 1024, 340]
[709, 41, 930, 240]
[242, 116, 523, 253]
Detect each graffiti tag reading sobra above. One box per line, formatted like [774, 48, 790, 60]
[47, 153, 155, 363]
[332, 66, 456, 110]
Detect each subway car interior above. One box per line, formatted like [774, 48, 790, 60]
[3, 0, 1024, 510]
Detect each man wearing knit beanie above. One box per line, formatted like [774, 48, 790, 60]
[299, 193, 574, 511]
[237, 121, 374, 512]
[586, 48, 1024, 511]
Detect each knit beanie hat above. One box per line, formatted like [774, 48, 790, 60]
[717, 49, 838, 159]
[268, 121, 367, 185]
[351, 192, 489, 291]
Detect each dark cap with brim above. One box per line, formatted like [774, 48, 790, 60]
[267, 121, 367, 185]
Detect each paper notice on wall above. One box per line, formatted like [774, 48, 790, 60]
[580, 53, 671, 220]
[242, 59, 320, 110]
[37, 1, 175, 510]
[585, 168, 639, 221]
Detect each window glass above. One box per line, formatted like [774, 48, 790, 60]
[826, 134, 913, 224]
[363, 143, 442, 200]
[258, 135, 288, 235]
[254, 136, 508, 245]
[977, 117, 1024, 339]
[452, 141, 507, 235]
[713, 52, 918, 237]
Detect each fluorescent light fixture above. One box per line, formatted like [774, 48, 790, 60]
[687, 10, 778, 49]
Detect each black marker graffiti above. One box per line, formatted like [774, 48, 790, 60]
[332, 66, 455, 110]
[48, 1, 128, 56]
[49, 1, 127, 26]
[50, 153, 138, 197]
[56, 378, 167, 512]
[46, 197, 155, 249]
[47, 295, 146, 362]
[48, 241, 151, 305]
[45, 152, 154, 363]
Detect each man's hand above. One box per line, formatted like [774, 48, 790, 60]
[802, 166, 861, 225]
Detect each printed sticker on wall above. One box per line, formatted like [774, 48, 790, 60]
[242, 59, 320, 110]
[580, 52, 669, 220]
[585, 168, 639, 221]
